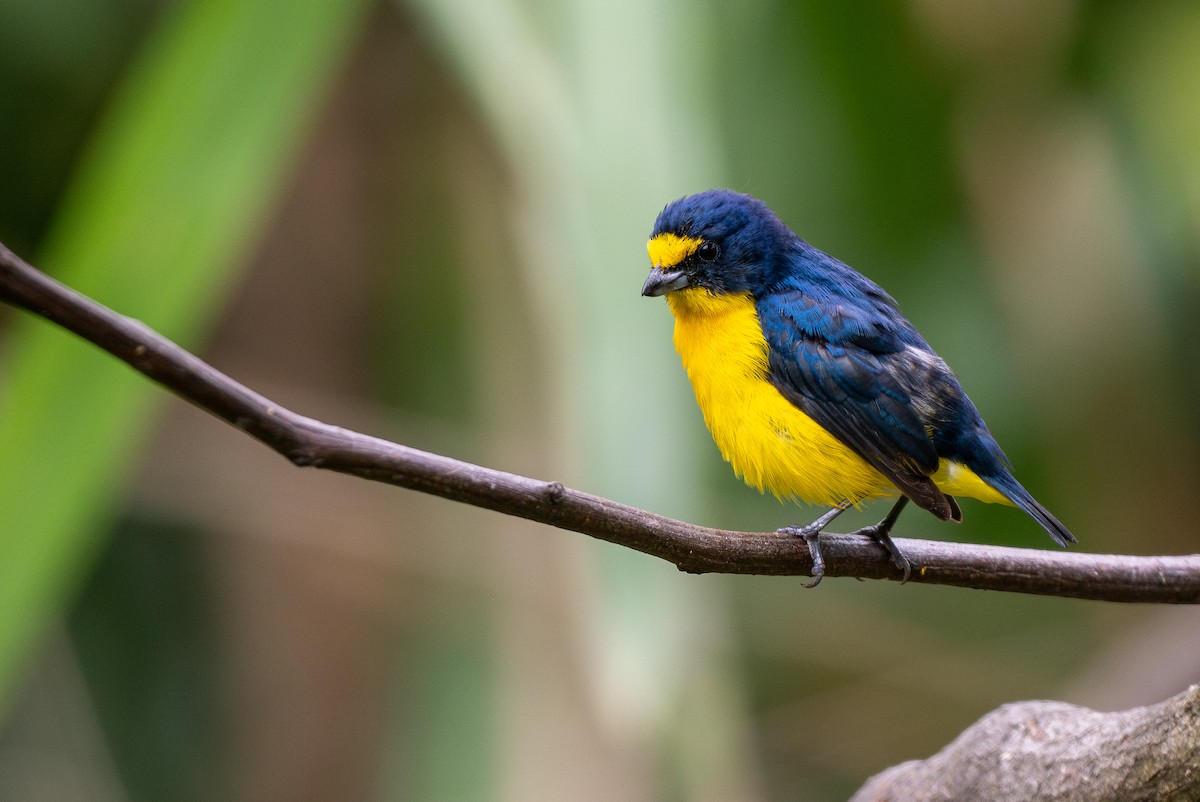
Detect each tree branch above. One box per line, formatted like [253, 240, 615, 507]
[852, 684, 1200, 801]
[2, 242, 1198, 601]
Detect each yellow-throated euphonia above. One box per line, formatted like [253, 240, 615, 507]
[642, 190, 1074, 586]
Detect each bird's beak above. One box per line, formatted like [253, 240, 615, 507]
[641, 268, 689, 297]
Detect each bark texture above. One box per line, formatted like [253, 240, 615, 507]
[854, 684, 1200, 802]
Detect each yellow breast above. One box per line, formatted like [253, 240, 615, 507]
[664, 287, 1012, 509]
[666, 287, 893, 507]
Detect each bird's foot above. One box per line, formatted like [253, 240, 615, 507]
[777, 524, 827, 588]
[851, 521, 912, 583]
[776, 503, 849, 588]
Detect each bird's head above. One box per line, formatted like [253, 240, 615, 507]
[642, 190, 788, 307]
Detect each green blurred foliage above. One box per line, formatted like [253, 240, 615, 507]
[68, 516, 219, 802]
[0, 1, 1198, 801]
[0, 0, 162, 256]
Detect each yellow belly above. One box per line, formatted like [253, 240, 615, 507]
[666, 288, 1010, 508]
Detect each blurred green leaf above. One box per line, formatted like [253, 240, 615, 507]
[379, 591, 497, 802]
[69, 517, 218, 802]
[0, 0, 369, 711]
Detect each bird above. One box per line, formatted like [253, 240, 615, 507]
[641, 189, 1074, 586]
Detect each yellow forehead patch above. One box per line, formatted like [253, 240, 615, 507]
[647, 232, 702, 269]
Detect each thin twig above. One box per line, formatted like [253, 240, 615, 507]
[2, 242, 1198, 602]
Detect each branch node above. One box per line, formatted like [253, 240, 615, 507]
[544, 481, 566, 504]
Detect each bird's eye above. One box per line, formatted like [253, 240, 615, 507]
[696, 241, 718, 261]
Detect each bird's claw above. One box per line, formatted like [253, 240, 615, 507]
[777, 503, 851, 588]
[776, 524, 827, 587]
[853, 522, 912, 583]
[777, 504, 916, 585]
[801, 532, 826, 588]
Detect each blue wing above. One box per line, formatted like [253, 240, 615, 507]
[758, 286, 962, 520]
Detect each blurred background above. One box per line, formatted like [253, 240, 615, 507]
[1, 0, 1199, 799]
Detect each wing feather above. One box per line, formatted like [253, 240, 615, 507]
[759, 290, 959, 521]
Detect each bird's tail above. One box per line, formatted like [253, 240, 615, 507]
[984, 471, 1076, 547]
